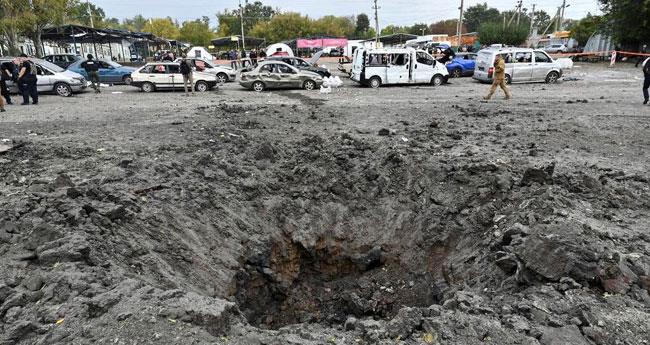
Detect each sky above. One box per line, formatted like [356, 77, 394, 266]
[92, 0, 601, 27]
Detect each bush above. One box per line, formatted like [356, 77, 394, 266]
[478, 22, 529, 46]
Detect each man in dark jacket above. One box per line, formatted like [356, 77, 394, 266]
[81, 54, 101, 93]
[438, 47, 456, 64]
[17, 54, 38, 105]
[179, 57, 194, 96]
[0, 61, 15, 105]
[643, 58, 650, 104]
[636, 44, 647, 68]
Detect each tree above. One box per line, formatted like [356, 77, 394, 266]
[568, 14, 603, 47]
[409, 23, 430, 35]
[464, 3, 501, 32]
[143, 18, 180, 39]
[69, 1, 108, 27]
[429, 19, 463, 36]
[479, 22, 528, 46]
[355, 13, 370, 37]
[313, 16, 355, 37]
[249, 12, 311, 43]
[599, 0, 649, 47]
[216, 1, 275, 37]
[179, 20, 214, 47]
[0, 0, 31, 55]
[380, 25, 408, 35]
[123, 15, 148, 32]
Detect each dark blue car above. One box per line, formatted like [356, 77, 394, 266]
[68, 59, 137, 85]
[446, 53, 477, 78]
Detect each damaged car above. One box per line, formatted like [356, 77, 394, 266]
[239, 61, 323, 92]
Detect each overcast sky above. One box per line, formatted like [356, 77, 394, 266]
[93, 0, 601, 27]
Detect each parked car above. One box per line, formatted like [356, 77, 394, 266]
[265, 52, 330, 77]
[173, 58, 237, 83]
[43, 54, 82, 68]
[67, 59, 137, 85]
[544, 44, 568, 54]
[446, 53, 477, 78]
[239, 61, 323, 92]
[473, 48, 563, 84]
[0, 57, 87, 97]
[350, 47, 449, 88]
[130, 62, 218, 93]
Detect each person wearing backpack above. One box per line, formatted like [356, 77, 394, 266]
[643, 58, 650, 104]
[17, 54, 38, 105]
[0, 60, 15, 105]
[179, 57, 194, 96]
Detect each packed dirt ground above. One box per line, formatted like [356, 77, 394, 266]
[1, 62, 649, 345]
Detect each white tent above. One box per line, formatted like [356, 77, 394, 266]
[266, 43, 294, 57]
[187, 46, 215, 61]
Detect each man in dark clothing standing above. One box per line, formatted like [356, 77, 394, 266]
[17, 54, 38, 105]
[81, 54, 101, 93]
[438, 47, 456, 64]
[0, 61, 15, 105]
[642, 57, 650, 105]
[636, 44, 647, 68]
[179, 57, 195, 96]
[250, 50, 258, 65]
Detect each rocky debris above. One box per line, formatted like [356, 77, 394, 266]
[520, 162, 556, 186]
[540, 325, 590, 345]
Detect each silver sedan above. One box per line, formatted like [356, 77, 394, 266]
[239, 61, 323, 92]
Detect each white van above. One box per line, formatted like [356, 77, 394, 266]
[473, 47, 564, 84]
[350, 48, 449, 88]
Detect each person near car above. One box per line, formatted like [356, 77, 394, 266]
[81, 54, 101, 93]
[250, 50, 258, 65]
[438, 47, 456, 64]
[230, 50, 238, 69]
[17, 54, 38, 105]
[179, 57, 195, 96]
[0, 60, 15, 105]
[643, 57, 650, 104]
[636, 44, 648, 68]
[484, 55, 511, 101]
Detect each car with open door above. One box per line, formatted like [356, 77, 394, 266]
[0, 57, 87, 97]
[239, 61, 323, 92]
[265, 51, 330, 77]
[130, 62, 218, 93]
[173, 58, 237, 84]
[67, 59, 137, 85]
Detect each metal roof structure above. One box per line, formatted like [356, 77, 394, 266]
[211, 36, 266, 48]
[41, 25, 167, 44]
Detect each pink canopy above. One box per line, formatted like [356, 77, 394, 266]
[296, 38, 348, 49]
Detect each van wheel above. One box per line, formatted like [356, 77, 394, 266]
[545, 71, 560, 84]
[303, 80, 316, 90]
[54, 83, 72, 97]
[141, 82, 155, 93]
[252, 81, 265, 92]
[369, 77, 381, 88]
[195, 81, 209, 92]
[216, 73, 228, 84]
[452, 68, 462, 78]
[431, 75, 444, 86]
[505, 74, 512, 85]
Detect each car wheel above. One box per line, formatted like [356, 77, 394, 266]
[195, 81, 209, 92]
[141, 82, 155, 93]
[122, 75, 133, 85]
[252, 81, 265, 92]
[431, 75, 444, 86]
[369, 77, 381, 88]
[545, 71, 560, 84]
[452, 68, 462, 78]
[216, 73, 228, 84]
[54, 82, 72, 97]
[303, 80, 316, 90]
[505, 74, 512, 85]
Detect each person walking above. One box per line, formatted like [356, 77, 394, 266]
[0, 60, 15, 105]
[179, 57, 195, 96]
[81, 54, 101, 93]
[484, 55, 511, 101]
[17, 54, 38, 105]
[643, 57, 650, 104]
[636, 44, 647, 68]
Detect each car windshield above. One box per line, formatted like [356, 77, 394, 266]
[32, 58, 65, 73]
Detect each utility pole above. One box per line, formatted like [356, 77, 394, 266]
[559, 0, 569, 31]
[239, 0, 246, 53]
[372, 0, 380, 44]
[86, 0, 94, 28]
[516, 0, 523, 26]
[507, 1, 522, 27]
[456, 0, 464, 49]
[529, 4, 536, 35]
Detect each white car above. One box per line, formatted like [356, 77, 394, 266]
[130, 62, 218, 93]
[544, 44, 568, 54]
[174, 58, 237, 84]
[350, 47, 449, 88]
[0, 58, 87, 97]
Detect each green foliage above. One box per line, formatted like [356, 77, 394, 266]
[313, 15, 355, 37]
[216, 1, 275, 37]
[123, 15, 148, 32]
[143, 18, 180, 39]
[249, 12, 311, 43]
[355, 14, 370, 37]
[429, 19, 462, 36]
[568, 14, 603, 47]
[599, 0, 649, 46]
[478, 22, 529, 46]
[464, 3, 501, 32]
[179, 20, 214, 47]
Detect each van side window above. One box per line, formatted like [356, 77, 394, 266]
[500, 53, 513, 63]
[367, 54, 387, 66]
[534, 52, 551, 63]
[515, 52, 532, 63]
[416, 52, 434, 65]
[391, 54, 407, 65]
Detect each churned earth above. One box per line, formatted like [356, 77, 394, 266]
[1, 62, 649, 345]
